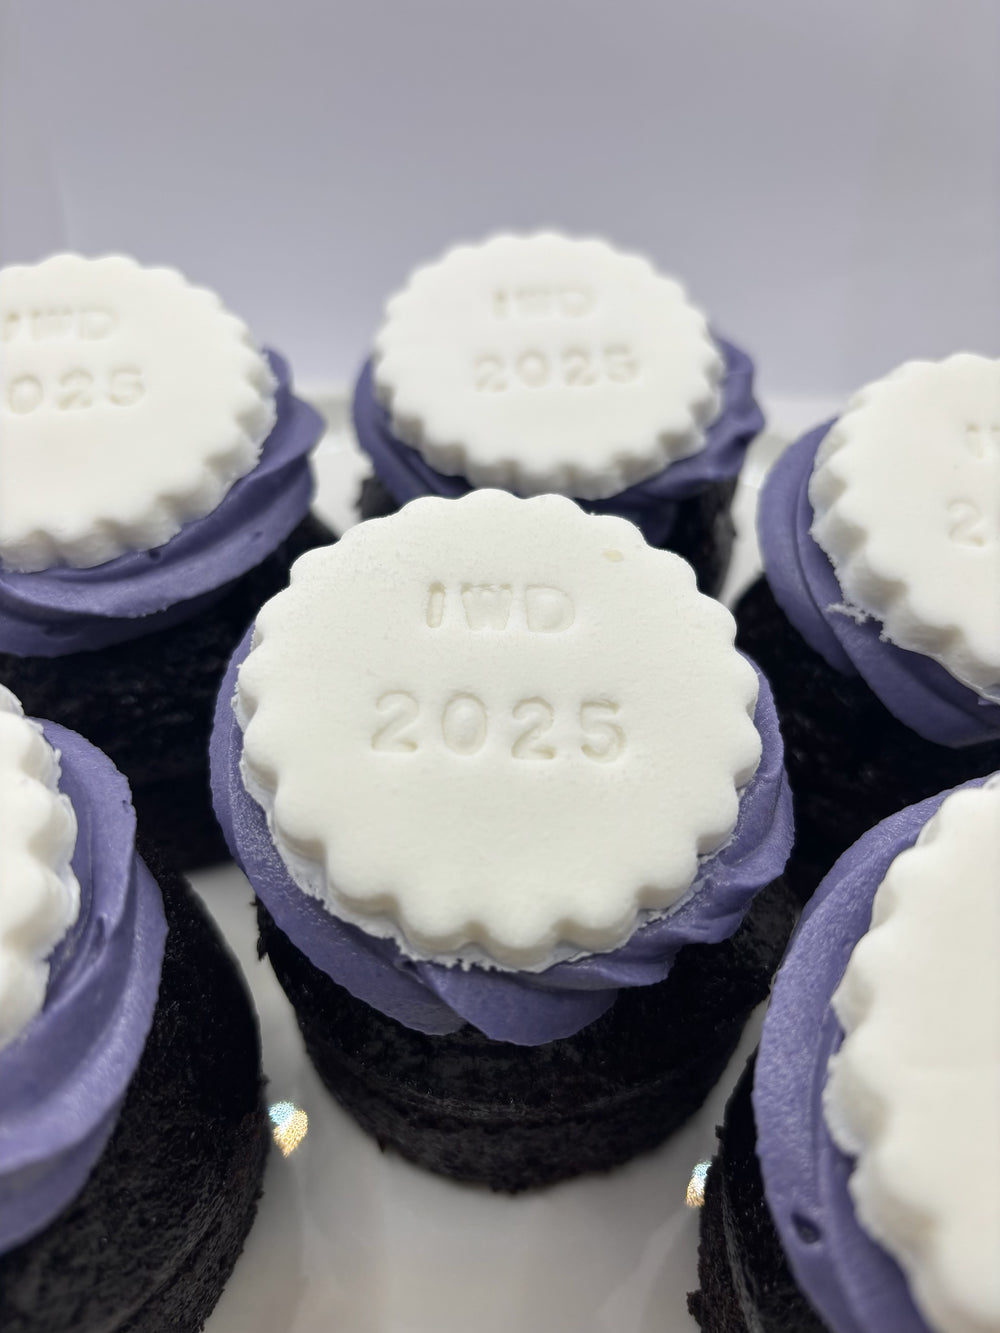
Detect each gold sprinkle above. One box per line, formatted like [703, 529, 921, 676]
[603, 549, 624, 563]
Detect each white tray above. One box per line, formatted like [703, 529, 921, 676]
[195, 392, 836, 1333]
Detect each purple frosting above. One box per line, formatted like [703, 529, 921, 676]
[754, 775, 992, 1333]
[0, 722, 167, 1253]
[352, 335, 764, 546]
[759, 425, 1000, 748]
[210, 627, 792, 1046]
[0, 351, 323, 658]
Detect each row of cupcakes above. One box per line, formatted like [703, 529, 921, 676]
[1, 236, 997, 1333]
[2, 239, 996, 887]
[3, 683, 994, 1332]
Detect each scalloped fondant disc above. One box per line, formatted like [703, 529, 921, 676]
[0, 684, 80, 1049]
[0, 253, 277, 571]
[825, 777, 1000, 1333]
[809, 355, 1000, 699]
[372, 232, 723, 501]
[235, 490, 761, 970]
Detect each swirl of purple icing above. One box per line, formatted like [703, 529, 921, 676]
[753, 776, 990, 1333]
[0, 351, 323, 658]
[759, 425, 1000, 747]
[210, 627, 791, 1046]
[352, 336, 764, 546]
[0, 722, 167, 1253]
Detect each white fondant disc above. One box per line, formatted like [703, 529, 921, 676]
[0, 685, 80, 1050]
[236, 491, 760, 970]
[373, 233, 723, 501]
[0, 253, 277, 571]
[825, 778, 1000, 1333]
[810, 355, 1000, 699]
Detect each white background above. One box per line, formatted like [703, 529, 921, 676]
[2, 0, 998, 401]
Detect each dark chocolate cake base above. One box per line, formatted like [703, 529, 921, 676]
[259, 876, 798, 1193]
[359, 474, 738, 598]
[0, 846, 269, 1333]
[0, 514, 333, 872]
[734, 576, 1000, 904]
[689, 1058, 826, 1333]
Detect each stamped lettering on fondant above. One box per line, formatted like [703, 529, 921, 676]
[238, 492, 760, 969]
[373, 233, 723, 499]
[425, 582, 575, 632]
[963, 420, 1000, 458]
[810, 355, 1000, 698]
[371, 691, 420, 753]
[6, 365, 147, 416]
[948, 499, 988, 548]
[2, 305, 117, 342]
[510, 698, 556, 760]
[472, 346, 640, 393]
[1, 300, 144, 417]
[460, 584, 512, 629]
[0, 254, 276, 570]
[369, 693, 625, 762]
[492, 285, 595, 320]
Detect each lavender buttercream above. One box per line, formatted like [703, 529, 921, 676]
[758, 425, 1000, 747]
[211, 630, 791, 1045]
[352, 336, 763, 546]
[0, 723, 166, 1252]
[753, 778, 989, 1333]
[0, 352, 323, 658]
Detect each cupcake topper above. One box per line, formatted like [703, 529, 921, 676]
[0, 685, 80, 1049]
[824, 776, 1000, 1333]
[235, 491, 761, 970]
[0, 254, 276, 571]
[372, 233, 723, 500]
[809, 354, 1000, 700]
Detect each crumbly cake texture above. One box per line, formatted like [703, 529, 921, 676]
[734, 577, 1000, 903]
[257, 876, 798, 1192]
[0, 843, 268, 1333]
[358, 472, 738, 598]
[689, 1060, 826, 1333]
[0, 513, 332, 870]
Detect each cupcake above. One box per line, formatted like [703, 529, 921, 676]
[691, 774, 1000, 1333]
[211, 489, 795, 1191]
[353, 232, 764, 596]
[0, 253, 331, 869]
[0, 685, 268, 1332]
[736, 354, 1000, 901]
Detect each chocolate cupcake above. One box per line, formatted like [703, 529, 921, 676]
[0, 254, 331, 869]
[353, 233, 764, 596]
[736, 355, 1000, 901]
[0, 685, 268, 1332]
[691, 774, 1000, 1333]
[211, 490, 795, 1191]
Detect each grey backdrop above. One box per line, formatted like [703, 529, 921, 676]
[2, 0, 998, 397]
